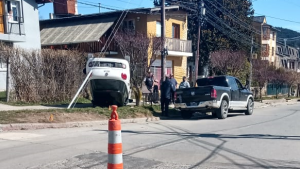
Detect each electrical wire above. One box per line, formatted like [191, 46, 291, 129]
[100, 0, 135, 57]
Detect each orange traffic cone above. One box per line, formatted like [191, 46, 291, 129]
[107, 105, 123, 169]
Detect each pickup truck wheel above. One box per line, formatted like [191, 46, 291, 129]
[217, 100, 229, 119]
[245, 99, 254, 115]
[181, 111, 193, 119]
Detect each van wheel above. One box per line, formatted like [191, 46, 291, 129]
[181, 111, 193, 119]
[217, 100, 228, 119]
[245, 99, 254, 115]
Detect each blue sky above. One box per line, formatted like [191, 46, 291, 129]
[39, 0, 300, 32]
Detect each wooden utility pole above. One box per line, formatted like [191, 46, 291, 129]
[195, 0, 205, 86]
[161, 0, 166, 82]
[248, 36, 254, 89]
[6, 56, 10, 102]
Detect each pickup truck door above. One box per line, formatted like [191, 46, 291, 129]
[227, 77, 240, 107]
[235, 78, 249, 107]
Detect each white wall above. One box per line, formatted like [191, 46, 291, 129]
[14, 0, 41, 50]
[0, 0, 41, 91]
[0, 69, 6, 91]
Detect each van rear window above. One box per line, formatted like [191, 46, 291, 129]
[89, 61, 125, 68]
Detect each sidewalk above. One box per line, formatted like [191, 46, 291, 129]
[254, 98, 299, 108]
[0, 103, 63, 112]
[1, 99, 299, 112]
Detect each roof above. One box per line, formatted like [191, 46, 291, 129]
[40, 5, 182, 24]
[253, 16, 266, 23]
[40, 17, 117, 46]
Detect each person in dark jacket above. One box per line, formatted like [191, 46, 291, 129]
[160, 76, 176, 117]
[169, 74, 177, 104]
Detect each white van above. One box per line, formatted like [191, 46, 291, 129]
[84, 57, 131, 107]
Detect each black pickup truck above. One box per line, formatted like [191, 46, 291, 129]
[174, 76, 254, 119]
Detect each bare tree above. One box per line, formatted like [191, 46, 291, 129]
[296, 73, 300, 98]
[285, 70, 299, 97]
[252, 59, 271, 99]
[269, 67, 287, 99]
[114, 31, 163, 106]
[210, 50, 248, 82]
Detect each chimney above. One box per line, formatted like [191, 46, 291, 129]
[53, 0, 77, 16]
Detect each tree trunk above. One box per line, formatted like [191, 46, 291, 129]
[276, 87, 278, 99]
[297, 84, 300, 97]
[259, 87, 262, 100]
[134, 87, 142, 106]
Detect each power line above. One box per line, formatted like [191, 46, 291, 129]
[206, 0, 261, 35]
[255, 13, 300, 24]
[206, 7, 259, 47]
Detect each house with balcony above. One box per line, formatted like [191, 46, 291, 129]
[0, 0, 50, 90]
[276, 42, 300, 72]
[40, 4, 192, 83]
[253, 16, 278, 67]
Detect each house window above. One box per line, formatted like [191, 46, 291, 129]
[272, 47, 274, 56]
[291, 62, 295, 70]
[262, 27, 267, 36]
[0, 57, 7, 69]
[262, 44, 267, 52]
[156, 21, 161, 37]
[172, 23, 180, 39]
[122, 20, 135, 33]
[6, 1, 22, 22]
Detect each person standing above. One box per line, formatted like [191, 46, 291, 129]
[169, 74, 177, 104]
[160, 76, 175, 117]
[145, 72, 154, 103]
[153, 78, 159, 103]
[179, 76, 190, 89]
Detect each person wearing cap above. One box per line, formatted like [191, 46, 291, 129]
[179, 76, 190, 89]
[169, 74, 177, 104]
[160, 75, 175, 117]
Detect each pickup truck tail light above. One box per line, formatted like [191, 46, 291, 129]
[211, 89, 217, 99]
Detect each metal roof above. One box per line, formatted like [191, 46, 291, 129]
[40, 17, 117, 46]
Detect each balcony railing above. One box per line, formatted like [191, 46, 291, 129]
[1, 15, 25, 36]
[165, 38, 192, 53]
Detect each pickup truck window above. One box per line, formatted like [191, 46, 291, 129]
[228, 77, 238, 90]
[235, 79, 244, 89]
[197, 77, 228, 87]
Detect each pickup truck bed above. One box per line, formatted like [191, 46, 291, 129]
[175, 76, 254, 119]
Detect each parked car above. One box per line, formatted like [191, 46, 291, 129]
[174, 76, 254, 119]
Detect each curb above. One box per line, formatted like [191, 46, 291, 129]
[0, 116, 160, 132]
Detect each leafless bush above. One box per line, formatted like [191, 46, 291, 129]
[0, 44, 86, 103]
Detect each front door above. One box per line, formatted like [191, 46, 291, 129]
[0, 0, 4, 33]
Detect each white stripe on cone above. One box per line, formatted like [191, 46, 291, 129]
[108, 130, 122, 144]
[108, 154, 123, 164]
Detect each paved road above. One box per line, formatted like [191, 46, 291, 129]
[1, 103, 300, 169]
